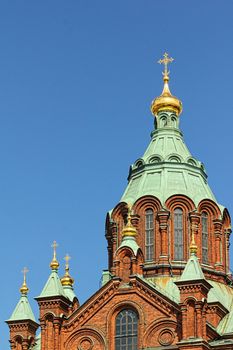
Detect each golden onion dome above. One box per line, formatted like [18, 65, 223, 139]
[151, 53, 182, 117]
[20, 267, 29, 295]
[61, 254, 74, 287]
[122, 205, 137, 238]
[61, 273, 74, 287]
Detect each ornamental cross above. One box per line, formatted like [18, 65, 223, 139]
[52, 240, 58, 259]
[64, 254, 71, 268]
[21, 267, 29, 283]
[158, 52, 174, 76]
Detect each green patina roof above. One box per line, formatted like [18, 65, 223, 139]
[37, 269, 66, 298]
[8, 294, 36, 322]
[179, 253, 205, 281]
[118, 236, 140, 256]
[63, 285, 76, 302]
[121, 111, 221, 209]
[142, 274, 233, 335]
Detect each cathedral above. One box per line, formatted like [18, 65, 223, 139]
[6, 54, 233, 350]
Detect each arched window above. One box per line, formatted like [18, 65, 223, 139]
[145, 209, 154, 261]
[115, 309, 138, 350]
[202, 212, 208, 264]
[174, 208, 183, 260]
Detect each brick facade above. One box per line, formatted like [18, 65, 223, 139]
[7, 58, 233, 349]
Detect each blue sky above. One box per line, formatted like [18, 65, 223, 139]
[1, 1, 233, 347]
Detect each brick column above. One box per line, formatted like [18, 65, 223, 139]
[158, 210, 170, 263]
[131, 256, 137, 275]
[41, 321, 46, 350]
[54, 320, 60, 350]
[225, 228, 232, 274]
[181, 305, 187, 340]
[202, 303, 207, 339]
[213, 219, 223, 270]
[195, 302, 203, 338]
[110, 223, 118, 276]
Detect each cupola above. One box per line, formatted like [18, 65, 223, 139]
[151, 52, 182, 116]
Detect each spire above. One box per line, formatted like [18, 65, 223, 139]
[37, 241, 66, 298]
[61, 254, 76, 302]
[118, 204, 140, 255]
[61, 254, 74, 287]
[20, 267, 29, 295]
[121, 204, 137, 238]
[190, 224, 198, 256]
[151, 52, 182, 116]
[8, 268, 36, 322]
[50, 240, 59, 270]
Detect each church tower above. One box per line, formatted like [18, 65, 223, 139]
[7, 54, 233, 349]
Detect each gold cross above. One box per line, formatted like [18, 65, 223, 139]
[21, 267, 29, 283]
[64, 254, 71, 269]
[52, 240, 58, 260]
[158, 52, 174, 76]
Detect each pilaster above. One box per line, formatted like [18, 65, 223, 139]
[213, 219, 223, 271]
[158, 209, 170, 263]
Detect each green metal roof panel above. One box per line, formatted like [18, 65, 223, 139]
[120, 120, 221, 209]
[179, 254, 205, 282]
[144, 274, 233, 336]
[8, 295, 36, 322]
[118, 236, 140, 256]
[38, 270, 66, 298]
[63, 285, 76, 302]
[143, 276, 180, 303]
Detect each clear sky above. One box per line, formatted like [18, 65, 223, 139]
[1, 1, 233, 347]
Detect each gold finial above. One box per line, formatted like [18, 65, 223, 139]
[50, 240, 59, 270]
[121, 203, 137, 238]
[64, 254, 71, 270]
[20, 267, 29, 295]
[190, 228, 198, 255]
[158, 52, 174, 81]
[61, 254, 74, 287]
[151, 52, 182, 116]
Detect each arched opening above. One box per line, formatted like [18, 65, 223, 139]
[174, 208, 183, 261]
[145, 208, 154, 262]
[115, 309, 138, 350]
[160, 116, 167, 127]
[15, 336, 23, 350]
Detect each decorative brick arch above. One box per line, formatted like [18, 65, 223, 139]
[198, 200, 222, 268]
[198, 199, 221, 219]
[42, 311, 55, 321]
[111, 201, 128, 221]
[65, 327, 106, 350]
[165, 194, 195, 212]
[165, 195, 195, 262]
[115, 244, 144, 280]
[133, 195, 162, 212]
[143, 317, 178, 348]
[223, 208, 231, 228]
[133, 196, 162, 263]
[13, 335, 23, 350]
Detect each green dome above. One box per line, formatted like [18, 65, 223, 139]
[121, 111, 220, 208]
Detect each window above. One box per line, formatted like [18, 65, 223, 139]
[202, 212, 208, 264]
[174, 208, 183, 260]
[145, 209, 154, 261]
[115, 309, 138, 350]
